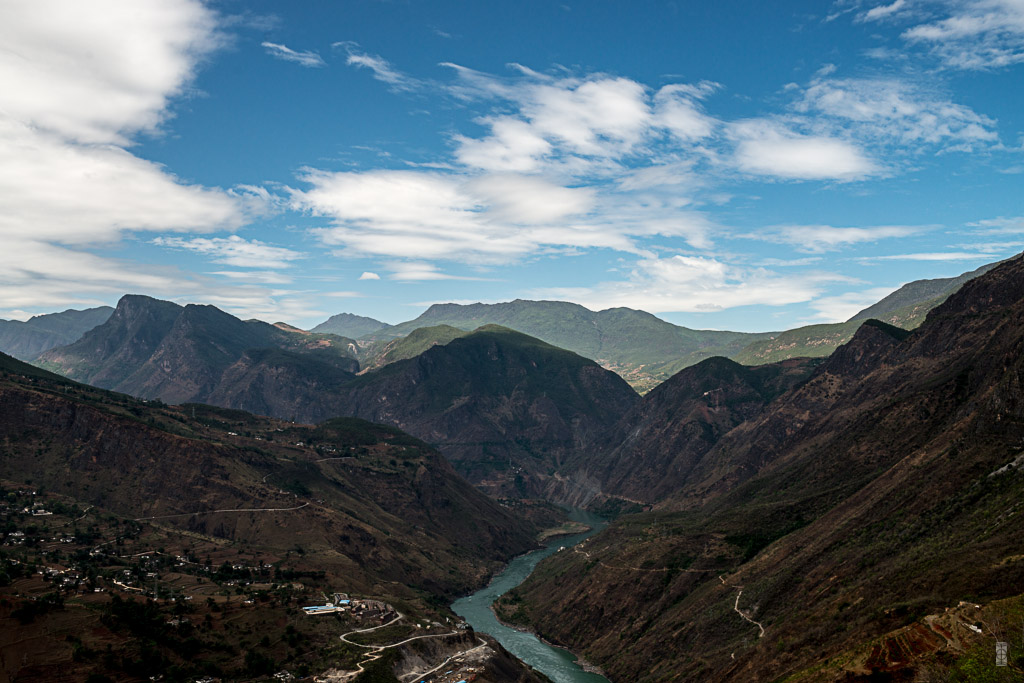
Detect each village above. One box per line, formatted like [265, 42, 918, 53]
[0, 484, 505, 682]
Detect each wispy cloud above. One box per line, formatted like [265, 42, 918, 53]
[756, 224, 926, 252]
[262, 42, 325, 68]
[335, 42, 419, 91]
[153, 235, 305, 269]
[900, 0, 1024, 69]
[856, 251, 1000, 262]
[535, 254, 847, 315]
[859, 0, 910, 22]
[970, 216, 1024, 233]
[290, 167, 711, 265]
[384, 262, 496, 282]
[793, 76, 998, 151]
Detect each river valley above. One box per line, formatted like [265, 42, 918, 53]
[452, 509, 611, 683]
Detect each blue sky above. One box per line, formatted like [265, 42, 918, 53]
[1, 0, 1022, 332]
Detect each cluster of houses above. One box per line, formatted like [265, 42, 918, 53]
[302, 593, 395, 619]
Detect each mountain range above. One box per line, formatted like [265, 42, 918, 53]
[36, 298, 638, 495]
[1, 260, 992, 397]
[2, 256, 1016, 680]
[496, 254, 1024, 681]
[0, 305, 112, 360]
[303, 261, 993, 391]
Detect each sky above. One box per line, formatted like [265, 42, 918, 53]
[1, 0, 1022, 332]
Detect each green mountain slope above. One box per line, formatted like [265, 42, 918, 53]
[311, 311, 391, 338]
[351, 299, 772, 392]
[0, 306, 112, 360]
[732, 261, 997, 365]
[849, 259, 999, 322]
[500, 254, 1024, 681]
[358, 324, 470, 371]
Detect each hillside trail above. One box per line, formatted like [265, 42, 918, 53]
[335, 612, 485, 682]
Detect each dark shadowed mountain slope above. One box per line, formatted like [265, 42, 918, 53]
[37, 295, 359, 404]
[499, 254, 1024, 681]
[0, 351, 536, 597]
[350, 299, 772, 392]
[0, 306, 113, 360]
[311, 311, 391, 338]
[552, 355, 821, 506]
[333, 325, 640, 496]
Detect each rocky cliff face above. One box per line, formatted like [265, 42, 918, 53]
[502, 254, 1024, 681]
[557, 356, 819, 505]
[38, 294, 359, 406]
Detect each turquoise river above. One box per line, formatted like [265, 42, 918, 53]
[451, 509, 611, 683]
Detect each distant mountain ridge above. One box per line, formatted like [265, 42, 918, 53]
[307, 261, 998, 390]
[731, 260, 996, 365]
[0, 305, 112, 360]
[37, 294, 359, 404]
[354, 299, 773, 392]
[311, 311, 390, 338]
[333, 325, 640, 496]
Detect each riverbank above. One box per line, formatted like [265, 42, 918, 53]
[489, 602, 610, 680]
[536, 520, 591, 542]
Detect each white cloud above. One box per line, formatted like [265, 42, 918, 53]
[0, 118, 251, 244]
[359, 271, 381, 280]
[808, 286, 900, 322]
[465, 174, 596, 224]
[0, 0, 259, 312]
[262, 42, 325, 68]
[794, 77, 998, 149]
[901, 0, 1024, 69]
[757, 224, 926, 252]
[336, 42, 418, 91]
[536, 255, 845, 314]
[860, 0, 910, 22]
[153, 235, 305, 268]
[291, 167, 714, 264]
[453, 118, 552, 172]
[654, 83, 719, 142]
[384, 262, 494, 282]
[969, 215, 1024, 233]
[0, 0, 222, 145]
[443, 66, 720, 177]
[729, 119, 879, 180]
[857, 251, 1002, 261]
